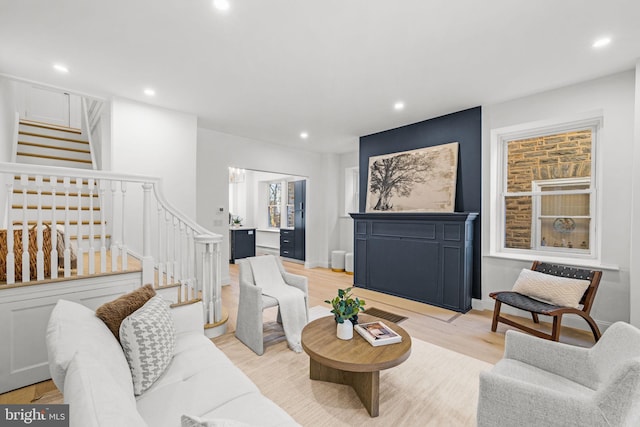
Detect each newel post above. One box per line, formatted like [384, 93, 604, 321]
[195, 234, 222, 324]
[141, 183, 155, 286]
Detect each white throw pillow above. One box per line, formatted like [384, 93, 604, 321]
[64, 351, 147, 427]
[181, 415, 253, 427]
[120, 295, 176, 395]
[46, 299, 133, 394]
[511, 268, 590, 308]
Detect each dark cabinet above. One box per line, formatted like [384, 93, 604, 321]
[280, 180, 305, 261]
[350, 212, 477, 313]
[230, 228, 256, 264]
[279, 228, 295, 258]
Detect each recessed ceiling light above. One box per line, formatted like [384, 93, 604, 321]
[144, 88, 156, 96]
[300, 132, 309, 139]
[394, 101, 405, 111]
[592, 37, 611, 48]
[213, 0, 230, 11]
[53, 64, 69, 73]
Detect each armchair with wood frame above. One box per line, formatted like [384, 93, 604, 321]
[490, 261, 602, 342]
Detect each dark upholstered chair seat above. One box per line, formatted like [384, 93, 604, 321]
[492, 291, 565, 315]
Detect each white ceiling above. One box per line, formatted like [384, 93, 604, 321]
[1, 0, 639, 154]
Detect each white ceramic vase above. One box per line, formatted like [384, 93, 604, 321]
[337, 320, 353, 340]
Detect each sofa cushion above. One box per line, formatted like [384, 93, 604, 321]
[181, 415, 252, 427]
[46, 299, 133, 394]
[199, 392, 300, 427]
[511, 268, 590, 308]
[120, 295, 176, 395]
[64, 351, 147, 427]
[136, 333, 261, 427]
[96, 284, 156, 340]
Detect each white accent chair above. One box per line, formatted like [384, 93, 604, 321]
[477, 322, 640, 427]
[235, 256, 308, 355]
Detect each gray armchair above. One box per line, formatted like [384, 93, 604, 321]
[477, 322, 640, 427]
[235, 255, 308, 355]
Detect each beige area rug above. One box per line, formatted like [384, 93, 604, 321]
[213, 333, 493, 427]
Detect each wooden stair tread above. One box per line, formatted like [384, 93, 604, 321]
[204, 307, 229, 329]
[13, 190, 98, 197]
[12, 220, 103, 226]
[156, 282, 182, 290]
[18, 140, 91, 154]
[12, 205, 100, 210]
[19, 119, 82, 134]
[170, 298, 202, 308]
[18, 131, 89, 145]
[70, 234, 111, 240]
[17, 152, 92, 164]
[14, 176, 96, 185]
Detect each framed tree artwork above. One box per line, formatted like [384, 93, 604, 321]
[365, 142, 459, 212]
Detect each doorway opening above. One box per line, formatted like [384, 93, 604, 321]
[229, 168, 306, 262]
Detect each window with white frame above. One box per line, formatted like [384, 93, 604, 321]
[267, 182, 282, 228]
[492, 116, 601, 260]
[344, 166, 359, 215]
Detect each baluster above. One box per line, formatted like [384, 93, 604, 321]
[99, 180, 107, 273]
[201, 242, 209, 322]
[50, 176, 58, 279]
[120, 181, 128, 270]
[213, 241, 222, 322]
[157, 203, 164, 288]
[88, 178, 95, 274]
[189, 228, 196, 288]
[173, 217, 180, 286]
[110, 181, 119, 272]
[141, 183, 154, 286]
[20, 174, 29, 282]
[76, 178, 84, 276]
[35, 175, 44, 281]
[180, 222, 186, 288]
[165, 211, 172, 284]
[178, 221, 188, 300]
[5, 176, 15, 284]
[63, 177, 71, 277]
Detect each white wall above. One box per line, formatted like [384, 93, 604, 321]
[0, 78, 17, 227]
[338, 151, 359, 253]
[197, 128, 344, 283]
[481, 70, 636, 330]
[111, 98, 198, 255]
[631, 61, 640, 328]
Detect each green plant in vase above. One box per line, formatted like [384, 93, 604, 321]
[325, 287, 365, 324]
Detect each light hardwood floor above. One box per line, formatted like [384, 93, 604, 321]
[0, 259, 595, 404]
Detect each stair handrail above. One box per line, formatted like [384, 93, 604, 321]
[0, 162, 223, 323]
[80, 98, 98, 170]
[0, 162, 212, 234]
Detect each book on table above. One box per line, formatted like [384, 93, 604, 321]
[354, 320, 402, 346]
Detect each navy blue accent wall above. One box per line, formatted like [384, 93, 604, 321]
[358, 106, 482, 298]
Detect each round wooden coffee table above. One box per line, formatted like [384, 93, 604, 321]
[301, 313, 412, 417]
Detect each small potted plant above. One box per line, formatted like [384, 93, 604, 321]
[325, 287, 365, 340]
[231, 216, 243, 227]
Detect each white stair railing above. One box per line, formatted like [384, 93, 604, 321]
[0, 162, 223, 324]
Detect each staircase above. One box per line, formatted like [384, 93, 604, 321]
[12, 119, 107, 253]
[16, 119, 93, 169]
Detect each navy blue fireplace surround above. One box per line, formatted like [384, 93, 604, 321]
[356, 107, 482, 308]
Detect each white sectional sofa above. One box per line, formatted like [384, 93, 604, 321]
[46, 299, 299, 427]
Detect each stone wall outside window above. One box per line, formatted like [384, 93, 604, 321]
[505, 130, 591, 249]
